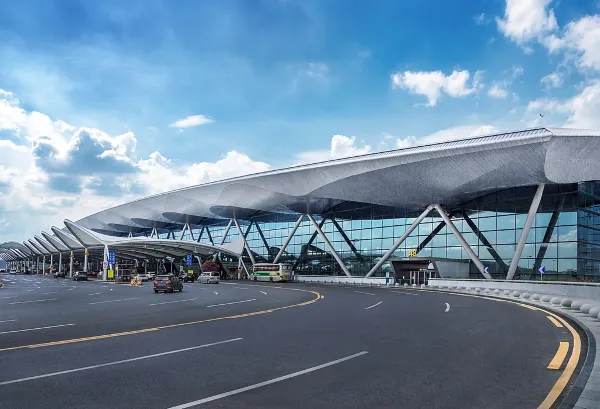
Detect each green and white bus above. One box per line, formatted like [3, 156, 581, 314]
[251, 263, 293, 282]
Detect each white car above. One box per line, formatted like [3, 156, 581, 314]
[198, 272, 220, 284]
[147, 271, 157, 280]
[134, 273, 149, 282]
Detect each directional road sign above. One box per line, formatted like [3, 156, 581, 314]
[185, 253, 193, 265]
[483, 266, 489, 275]
[539, 265, 546, 274]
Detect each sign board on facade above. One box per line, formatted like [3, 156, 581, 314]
[408, 249, 417, 257]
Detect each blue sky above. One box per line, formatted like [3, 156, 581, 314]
[1, 0, 600, 241]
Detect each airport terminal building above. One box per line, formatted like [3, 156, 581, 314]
[2, 127, 600, 281]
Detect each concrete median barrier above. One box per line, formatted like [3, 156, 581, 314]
[541, 295, 552, 302]
[580, 304, 594, 314]
[503, 290, 510, 295]
[588, 306, 600, 318]
[522, 292, 531, 299]
[511, 291, 521, 298]
[550, 297, 562, 305]
[494, 289, 501, 294]
[532, 293, 541, 300]
[571, 300, 584, 310]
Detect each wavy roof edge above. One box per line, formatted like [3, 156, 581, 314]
[80, 126, 599, 221]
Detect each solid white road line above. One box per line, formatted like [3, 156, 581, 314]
[233, 287, 248, 290]
[88, 292, 102, 296]
[0, 319, 17, 323]
[41, 292, 57, 295]
[0, 338, 243, 386]
[149, 298, 198, 306]
[26, 289, 34, 292]
[8, 298, 57, 305]
[89, 298, 137, 305]
[445, 303, 450, 312]
[0, 296, 16, 299]
[354, 291, 375, 296]
[167, 351, 369, 408]
[260, 291, 267, 295]
[364, 301, 382, 310]
[206, 299, 256, 308]
[0, 323, 74, 335]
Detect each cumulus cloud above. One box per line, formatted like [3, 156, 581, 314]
[526, 80, 600, 128]
[394, 125, 498, 149]
[295, 134, 371, 165]
[550, 15, 600, 72]
[0, 89, 274, 241]
[391, 69, 483, 106]
[169, 114, 214, 129]
[496, 0, 558, 46]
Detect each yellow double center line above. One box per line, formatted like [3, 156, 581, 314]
[0, 288, 322, 353]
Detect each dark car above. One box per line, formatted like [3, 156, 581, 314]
[73, 271, 88, 281]
[53, 271, 66, 278]
[153, 274, 183, 293]
[180, 272, 196, 283]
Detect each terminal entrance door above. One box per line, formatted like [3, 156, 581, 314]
[409, 269, 436, 285]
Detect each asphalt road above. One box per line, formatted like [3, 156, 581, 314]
[0, 273, 577, 409]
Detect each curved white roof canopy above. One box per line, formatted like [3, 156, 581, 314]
[67, 127, 600, 236]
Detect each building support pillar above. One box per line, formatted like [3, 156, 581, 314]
[50, 254, 53, 274]
[292, 218, 326, 272]
[220, 220, 233, 245]
[83, 248, 88, 273]
[69, 251, 74, 278]
[204, 226, 214, 245]
[366, 205, 435, 278]
[462, 211, 509, 276]
[307, 214, 352, 277]
[507, 184, 545, 280]
[434, 205, 491, 279]
[58, 253, 63, 273]
[274, 215, 305, 264]
[254, 222, 271, 257]
[331, 218, 363, 261]
[233, 218, 256, 266]
[530, 194, 564, 279]
[42, 256, 46, 275]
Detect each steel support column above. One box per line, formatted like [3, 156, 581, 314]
[434, 205, 491, 279]
[366, 205, 435, 277]
[530, 194, 564, 279]
[205, 226, 214, 245]
[220, 220, 233, 245]
[58, 252, 63, 273]
[233, 218, 256, 265]
[69, 251, 74, 277]
[307, 214, 351, 277]
[291, 218, 326, 272]
[331, 218, 363, 262]
[254, 222, 271, 257]
[462, 211, 509, 275]
[507, 184, 545, 280]
[196, 226, 205, 242]
[274, 215, 305, 264]
[83, 248, 88, 273]
[50, 254, 53, 274]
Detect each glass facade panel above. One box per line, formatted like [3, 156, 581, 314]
[155, 182, 598, 281]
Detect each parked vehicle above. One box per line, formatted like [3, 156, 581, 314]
[198, 272, 220, 284]
[73, 271, 88, 281]
[53, 271, 66, 278]
[153, 275, 183, 293]
[88, 271, 99, 277]
[147, 271, 157, 280]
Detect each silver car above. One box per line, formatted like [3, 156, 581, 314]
[198, 272, 220, 284]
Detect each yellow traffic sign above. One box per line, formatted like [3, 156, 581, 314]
[408, 249, 417, 257]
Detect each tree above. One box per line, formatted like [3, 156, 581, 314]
[201, 261, 220, 272]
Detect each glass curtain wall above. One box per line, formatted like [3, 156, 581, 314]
[157, 181, 600, 282]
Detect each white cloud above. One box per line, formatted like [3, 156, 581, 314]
[540, 72, 563, 88]
[526, 80, 600, 128]
[496, 0, 558, 46]
[391, 69, 482, 106]
[169, 114, 214, 129]
[553, 15, 600, 71]
[394, 125, 498, 149]
[488, 84, 509, 99]
[0, 89, 272, 241]
[295, 134, 371, 165]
